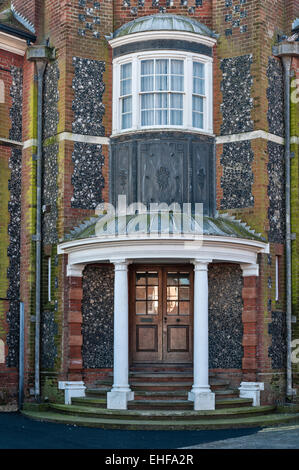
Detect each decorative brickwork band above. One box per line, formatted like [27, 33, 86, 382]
[68, 276, 84, 380]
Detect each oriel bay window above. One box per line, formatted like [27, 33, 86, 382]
[113, 51, 213, 134]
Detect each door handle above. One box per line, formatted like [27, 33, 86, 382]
[176, 318, 180, 322]
[164, 317, 167, 323]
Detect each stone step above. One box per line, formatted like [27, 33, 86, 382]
[129, 364, 194, 373]
[22, 409, 299, 430]
[130, 379, 230, 392]
[72, 396, 253, 411]
[48, 403, 277, 421]
[86, 388, 239, 400]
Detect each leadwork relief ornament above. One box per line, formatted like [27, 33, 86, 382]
[156, 166, 170, 191]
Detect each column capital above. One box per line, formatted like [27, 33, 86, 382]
[111, 259, 130, 271]
[67, 263, 85, 277]
[192, 259, 212, 271]
[240, 263, 259, 277]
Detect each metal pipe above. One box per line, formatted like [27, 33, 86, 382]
[282, 55, 294, 398]
[18, 301, 24, 410]
[34, 60, 47, 401]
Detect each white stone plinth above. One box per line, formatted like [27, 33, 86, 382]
[239, 382, 264, 406]
[58, 381, 86, 405]
[188, 390, 215, 410]
[107, 390, 134, 410]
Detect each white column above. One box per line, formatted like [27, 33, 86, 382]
[107, 259, 134, 409]
[188, 259, 215, 410]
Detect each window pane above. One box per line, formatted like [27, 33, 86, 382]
[155, 93, 168, 108]
[141, 93, 154, 110]
[192, 95, 203, 112]
[171, 75, 184, 91]
[141, 60, 154, 75]
[179, 273, 190, 285]
[141, 75, 154, 92]
[141, 110, 154, 126]
[192, 112, 203, 129]
[121, 78, 131, 96]
[171, 59, 183, 75]
[167, 286, 178, 300]
[193, 62, 204, 78]
[179, 301, 190, 315]
[136, 301, 146, 314]
[155, 109, 168, 125]
[136, 286, 146, 300]
[156, 59, 168, 75]
[122, 96, 132, 113]
[122, 112, 132, 129]
[136, 272, 146, 285]
[167, 301, 178, 314]
[147, 301, 158, 315]
[193, 77, 204, 95]
[147, 272, 158, 285]
[179, 287, 190, 300]
[170, 110, 183, 125]
[170, 93, 183, 109]
[148, 286, 159, 300]
[155, 75, 168, 91]
[121, 62, 132, 80]
[167, 273, 179, 285]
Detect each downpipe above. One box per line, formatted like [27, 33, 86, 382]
[34, 60, 47, 401]
[282, 56, 294, 399]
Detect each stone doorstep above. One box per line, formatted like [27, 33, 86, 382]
[21, 409, 299, 431]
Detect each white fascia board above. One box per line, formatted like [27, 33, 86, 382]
[0, 31, 27, 56]
[58, 235, 269, 270]
[109, 31, 217, 49]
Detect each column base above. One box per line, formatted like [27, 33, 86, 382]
[238, 382, 264, 406]
[58, 381, 86, 405]
[188, 390, 215, 410]
[107, 389, 134, 410]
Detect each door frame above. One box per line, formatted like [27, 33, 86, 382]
[129, 263, 194, 365]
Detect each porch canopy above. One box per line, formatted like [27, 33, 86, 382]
[58, 213, 269, 411]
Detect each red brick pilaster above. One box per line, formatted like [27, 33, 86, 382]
[68, 275, 83, 380]
[242, 274, 258, 381]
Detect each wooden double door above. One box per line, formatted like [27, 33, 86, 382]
[130, 265, 193, 364]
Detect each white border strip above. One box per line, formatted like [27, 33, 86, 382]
[216, 130, 284, 145]
[56, 132, 110, 146]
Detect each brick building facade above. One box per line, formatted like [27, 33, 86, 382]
[0, 0, 298, 426]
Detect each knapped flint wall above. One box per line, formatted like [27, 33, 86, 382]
[267, 57, 284, 138]
[220, 54, 253, 136]
[208, 263, 243, 369]
[72, 57, 105, 137]
[220, 140, 254, 209]
[267, 141, 285, 243]
[71, 142, 105, 209]
[43, 61, 60, 140]
[6, 65, 23, 367]
[219, 55, 254, 210]
[71, 57, 106, 209]
[268, 311, 287, 369]
[82, 265, 114, 368]
[6, 148, 22, 367]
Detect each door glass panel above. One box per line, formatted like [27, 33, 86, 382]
[148, 300, 159, 314]
[167, 286, 178, 300]
[147, 272, 159, 285]
[179, 301, 190, 315]
[179, 286, 189, 300]
[148, 286, 158, 300]
[179, 273, 190, 285]
[136, 301, 147, 314]
[136, 286, 146, 300]
[136, 272, 147, 285]
[167, 301, 178, 314]
[167, 272, 179, 285]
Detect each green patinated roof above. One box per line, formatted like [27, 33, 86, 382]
[62, 212, 265, 243]
[112, 14, 217, 39]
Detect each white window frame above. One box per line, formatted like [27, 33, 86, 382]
[112, 50, 213, 136]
